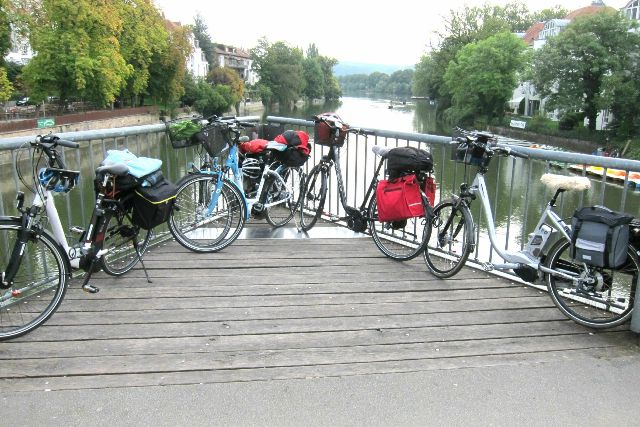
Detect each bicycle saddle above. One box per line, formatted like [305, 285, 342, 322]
[372, 145, 391, 158]
[95, 162, 130, 177]
[540, 173, 591, 192]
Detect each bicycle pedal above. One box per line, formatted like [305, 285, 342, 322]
[82, 283, 100, 294]
[69, 226, 85, 235]
[480, 262, 494, 272]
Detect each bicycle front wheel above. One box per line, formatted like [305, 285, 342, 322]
[299, 165, 327, 232]
[423, 200, 474, 278]
[368, 193, 432, 261]
[169, 174, 246, 253]
[265, 167, 304, 227]
[101, 208, 152, 276]
[546, 240, 638, 329]
[0, 220, 68, 341]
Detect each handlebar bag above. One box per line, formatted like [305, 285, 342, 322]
[570, 206, 633, 268]
[274, 130, 311, 167]
[132, 175, 177, 230]
[386, 147, 433, 179]
[376, 174, 424, 222]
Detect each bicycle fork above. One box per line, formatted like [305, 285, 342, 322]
[1, 203, 36, 289]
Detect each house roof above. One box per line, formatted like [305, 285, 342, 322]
[565, 2, 615, 20]
[215, 44, 250, 59]
[522, 22, 545, 45]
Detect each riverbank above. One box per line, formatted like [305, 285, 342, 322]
[489, 125, 600, 154]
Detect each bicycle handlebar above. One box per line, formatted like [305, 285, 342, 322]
[35, 135, 80, 149]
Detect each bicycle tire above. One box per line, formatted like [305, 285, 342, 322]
[299, 165, 327, 232]
[546, 239, 638, 329]
[169, 174, 246, 253]
[101, 208, 152, 276]
[368, 192, 432, 261]
[265, 167, 304, 228]
[0, 219, 68, 341]
[423, 200, 474, 278]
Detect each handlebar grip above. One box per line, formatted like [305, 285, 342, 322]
[56, 138, 80, 149]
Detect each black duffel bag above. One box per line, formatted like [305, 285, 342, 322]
[132, 172, 178, 230]
[386, 146, 433, 179]
[571, 206, 634, 268]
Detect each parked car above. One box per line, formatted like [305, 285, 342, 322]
[16, 97, 30, 106]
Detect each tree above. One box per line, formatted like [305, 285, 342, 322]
[0, 0, 10, 64]
[118, 0, 169, 106]
[21, 0, 131, 107]
[250, 39, 305, 107]
[193, 14, 216, 67]
[302, 57, 324, 100]
[444, 32, 528, 123]
[191, 80, 233, 116]
[147, 23, 192, 109]
[412, 54, 437, 98]
[532, 11, 640, 131]
[0, 67, 12, 101]
[317, 55, 341, 101]
[208, 66, 244, 113]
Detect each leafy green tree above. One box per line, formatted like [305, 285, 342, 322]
[118, 0, 169, 106]
[0, 0, 10, 64]
[208, 66, 244, 113]
[316, 55, 341, 100]
[21, 0, 131, 107]
[412, 54, 437, 98]
[193, 14, 216, 67]
[303, 56, 324, 100]
[0, 67, 12, 101]
[250, 39, 305, 107]
[444, 32, 528, 123]
[532, 11, 640, 131]
[147, 23, 191, 109]
[191, 80, 233, 116]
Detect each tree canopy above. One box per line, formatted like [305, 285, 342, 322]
[532, 11, 640, 131]
[339, 69, 414, 97]
[192, 14, 216, 68]
[444, 32, 528, 123]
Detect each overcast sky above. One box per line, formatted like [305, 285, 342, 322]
[153, 0, 630, 65]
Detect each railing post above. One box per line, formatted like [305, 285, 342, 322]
[631, 275, 640, 333]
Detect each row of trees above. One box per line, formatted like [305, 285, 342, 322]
[1, 0, 193, 110]
[250, 39, 341, 108]
[413, 1, 568, 124]
[412, 1, 640, 139]
[337, 70, 414, 97]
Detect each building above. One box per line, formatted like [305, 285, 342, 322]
[4, 26, 34, 65]
[164, 20, 209, 79]
[622, 0, 640, 23]
[215, 44, 257, 85]
[511, 1, 616, 129]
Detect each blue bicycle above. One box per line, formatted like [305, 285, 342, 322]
[167, 116, 304, 252]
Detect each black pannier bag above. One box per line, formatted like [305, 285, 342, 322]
[386, 146, 433, 179]
[570, 206, 634, 268]
[132, 173, 178, 230]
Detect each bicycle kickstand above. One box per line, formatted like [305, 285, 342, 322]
[135, 240, 152, 284]
[81, 259, 100, 294]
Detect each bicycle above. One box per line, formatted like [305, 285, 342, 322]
[423, 130, 640, 329]
[0, 135, 152, 340]
[167, 116, 305, 253]
[299, 114, 433, 260]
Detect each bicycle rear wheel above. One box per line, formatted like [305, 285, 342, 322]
[423, 200, 474, 278]
[101, 208, 152, 276]
[0, 220, 68, 341]
[169, 174, 246, 252]
[546, 240, 638, 328]
[265, 167, 304, 227]
[299, 165, 327, 232]
[368, 193, 432, 261]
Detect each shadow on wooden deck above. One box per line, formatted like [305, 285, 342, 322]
[1, 226, 638, 392]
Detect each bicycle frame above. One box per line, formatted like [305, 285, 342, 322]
[194, 142, 298, 220]
[464, 172, 572, 273]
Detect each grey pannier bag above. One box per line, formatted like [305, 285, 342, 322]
[570, 206, 634, 268]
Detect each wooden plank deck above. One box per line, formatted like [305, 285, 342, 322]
[1, 229, 638, 392]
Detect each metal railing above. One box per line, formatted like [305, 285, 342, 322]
[266, 116, 640, 284]
[2, 116, 640, 285]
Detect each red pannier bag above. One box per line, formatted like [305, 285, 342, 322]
[240, 139, 268, 154]
[376, 174, 424, 222]
[424, 176, 436, 207]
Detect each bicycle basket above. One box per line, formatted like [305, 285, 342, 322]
[313, 113, 348, 147]
[451, 141, 491, 167]
[193, 123, 230, 157]
[167, 118, 203, 149]
[38, 167, 80, 193]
